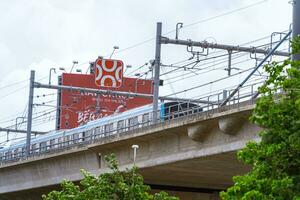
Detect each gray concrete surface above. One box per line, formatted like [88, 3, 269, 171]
[0, 103, 260, 200]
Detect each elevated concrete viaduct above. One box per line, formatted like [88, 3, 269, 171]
[0, 101, 260, 200]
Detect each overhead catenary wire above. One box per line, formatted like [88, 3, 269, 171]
[162, 0, 268, 36]
[0, 85, 28, 99]
[166, 58, 286, 99]
[162, 62, 272, 98]
[160, 37, 287, 78]
[0, 79, 29, 90]
[115, 0, 269, 55]
[3, 109, 57, 129]
[162, 45, 288, 86]
[65, 0, 269, 75]
[189, 76, 267, 100]
[0, 0, 281, 142]
[164, 54, 254, 85]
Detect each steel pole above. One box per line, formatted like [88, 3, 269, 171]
[0, 128, 46, 135]
[292, 0, 300, 60]
[161, 37, 289, 57]
[55, 76, 62, 130]
[228, 50, 232, 76]
[153, 22, 162, 122]
[34, 82, 213, 104]
[26, 70, 35, 156]
[34, 82, 154, 99]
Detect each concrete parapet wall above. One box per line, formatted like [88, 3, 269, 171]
[0, 103, 260, 199]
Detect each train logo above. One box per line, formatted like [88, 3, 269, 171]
[94, 58, 123, 88]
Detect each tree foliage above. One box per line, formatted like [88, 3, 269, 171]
[42, 154, 179, 200]
[220, 37, 300, 200]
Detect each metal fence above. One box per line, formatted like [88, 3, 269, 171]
[0, 80, 264, 165]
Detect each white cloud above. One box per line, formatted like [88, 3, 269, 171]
[0, 0, 293, 139]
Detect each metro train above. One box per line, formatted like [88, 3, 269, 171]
[0, 101, 201, 161]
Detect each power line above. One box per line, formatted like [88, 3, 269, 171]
[3, 108, 56, 129]
[163, 0, 268, 35]
[0, 79, 29, 90]
[35, 93, 56, 98]
[0, 75, 49, 99]
[164, 53, 250, 84]
[164, 66, 256, 97]
[0, 85, 28, 99]
[70, 0, 269, 74]
[126, 62, 149, 76]
[161, 41, 288, 85]
[115, 0, 269, 55]
[164, 52, 287, 98]
[159, 32, 286, 78]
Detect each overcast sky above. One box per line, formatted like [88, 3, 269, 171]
[0, 0, 293, 141]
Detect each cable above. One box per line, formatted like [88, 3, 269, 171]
[162, 0, 269, 36]
[112, 38, 155, 56]
[163, 33, 270, 69]
[164, 54, 250, 85]
[115, 0, 269, 55]
[164, 50, 287, 98]
[35, 93, 56, 98]
[164, 66, 258, 97]
[190, 76, 266, 100]
[3, 108, 56, 129]
[0, 79, 29, 90]
[160, 36, 283, 78]
[0, 85, 28, 99]
[162, 44, 288, 85]
[65, 0, 269, 75]
[126, 62, 149, 76]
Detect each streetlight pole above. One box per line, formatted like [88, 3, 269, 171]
[109, 46, 119, 59]
[131, 144, 139, 165]
[49, 68, 56, 85]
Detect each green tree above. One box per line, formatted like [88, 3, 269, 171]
[220, 37, 300, 200]
[42, 154, 179, 200]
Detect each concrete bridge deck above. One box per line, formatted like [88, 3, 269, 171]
[0, 101, 260, 199]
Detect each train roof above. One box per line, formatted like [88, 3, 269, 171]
[0, 130, 66, 152]
[65, 103, 158, 135]
[0, 102, 161, 153]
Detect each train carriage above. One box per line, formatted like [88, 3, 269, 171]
[0, 101, 201, 162]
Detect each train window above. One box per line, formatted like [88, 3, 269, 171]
[5, 151, 12, 160]
[22, 147, 26, 156]
[31, 143, 38, 153]
[105, 123, 113, 135]
[142, 113, 150, 126]
[117, 120, 125, 133]
[64, 135, 70, 145]
[0, 152, 2, 161]
[85, 130, 93, 140]
[58, 137, 63, 148]
[40, 142, 47, 152]
[104, 123, 113, 133]
[50, 139, 56, 149]
[128, 116, 138, 130]
[94, 127, 101, 138]
[13, 149, 19, 158]
[73, 133, 80, 144]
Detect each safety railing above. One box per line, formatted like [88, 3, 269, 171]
[0, 80, 265, 164]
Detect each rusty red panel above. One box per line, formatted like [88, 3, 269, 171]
[59, 73, 153, 129]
